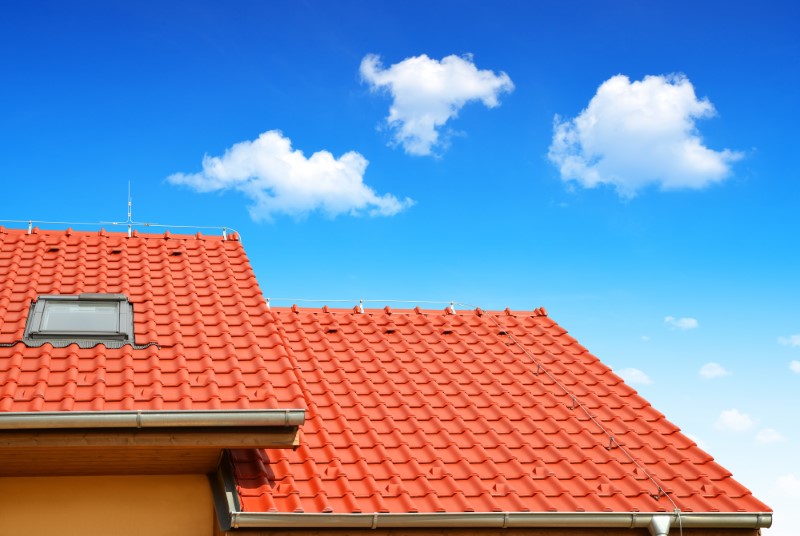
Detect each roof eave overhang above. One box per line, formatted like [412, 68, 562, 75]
[228, 511, 773, 531]
[0, 409, 305, 476]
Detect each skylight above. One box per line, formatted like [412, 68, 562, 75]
[25, 294, 134, 342]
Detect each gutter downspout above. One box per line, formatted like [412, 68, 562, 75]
[210, 452, 242, 533]
[648, 515, 671, 536]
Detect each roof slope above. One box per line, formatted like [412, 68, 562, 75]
[0, 227, 769, 515]
[0, 227, 302, 411]
[232, 306, 770, 515]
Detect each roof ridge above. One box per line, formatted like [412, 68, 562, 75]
[268, 305, 549, 317]
[0, 225, 239, 241]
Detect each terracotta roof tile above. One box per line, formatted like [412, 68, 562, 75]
[233, 306, 771, 515]
[0, 228, 299, 411]
[0, 227, 770, 516]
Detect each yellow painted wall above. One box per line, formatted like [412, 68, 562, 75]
[0, 474, 213, 536]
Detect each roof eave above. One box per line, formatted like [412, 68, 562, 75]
[0, 410, 305, 476]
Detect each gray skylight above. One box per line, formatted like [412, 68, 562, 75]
[25, 294, 134, 342]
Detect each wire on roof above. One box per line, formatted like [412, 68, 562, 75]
[261, 295, 686, 531]
[0, 219, 240, 242]
[456, 300, 684, 530]
[229, 293, 686, 531]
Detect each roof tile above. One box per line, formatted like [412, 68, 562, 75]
[0, 229, 298, 411]
[238, 305, 770, 514]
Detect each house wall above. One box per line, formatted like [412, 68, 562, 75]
[0, 474, 213, 536]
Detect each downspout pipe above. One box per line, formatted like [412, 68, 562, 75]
[648, 515, 671, 536]
[0, 409, 305, 429]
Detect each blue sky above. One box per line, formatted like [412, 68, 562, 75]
[1, 1, 798, 532]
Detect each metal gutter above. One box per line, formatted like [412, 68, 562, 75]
[229, 511, 772, 531]
[0, 409, 305, 429]
[211, 451, 771, 533]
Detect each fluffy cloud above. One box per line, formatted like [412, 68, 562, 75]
[361, 53, 514, 156]
[168, 130, 413, 220]
[715, 408, 754, 432]
[549, 74, 742, 197]
[779, 334, 800, 347]
[617, 367, 653, 386]
[699, 362, 730, 379]
[664, 316, 699, 330]
[756, 428, 784, 444]
[790, 360, 800, 374]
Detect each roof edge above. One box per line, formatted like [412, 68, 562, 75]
[230, 511, 772, 530]
[0, 409, 305, 429]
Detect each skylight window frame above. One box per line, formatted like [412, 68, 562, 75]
[24, 293, 134, 342]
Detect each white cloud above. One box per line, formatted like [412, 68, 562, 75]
[617, 367, 653, 385]
[756, 428, 784, 444]
[167, 130, 413, 220]
[699, 362, 729, 379]
[548, 74, 742, 197]
[791, 360, 800, 374]
[664, 316, 699, 330]
[715, 408, 755, 432]
[779, 334, 800, 347]
[776, 474, 800, 497]
[360, 53, 514, 156]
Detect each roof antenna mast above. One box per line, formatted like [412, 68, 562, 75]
[127, 181, 133, 238]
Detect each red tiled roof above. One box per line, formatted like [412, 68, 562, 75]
[0, 228, 770, 516]
[232, 307, 769, 515]
[0, 227, 302, 411]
